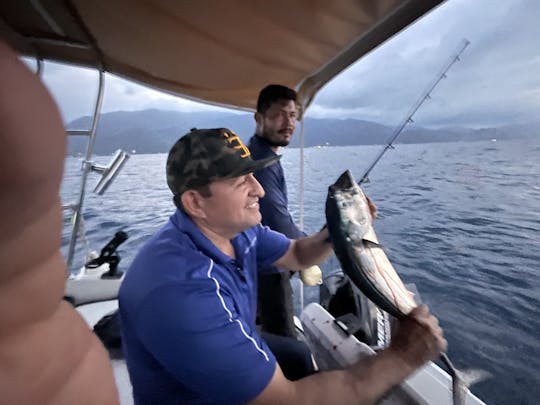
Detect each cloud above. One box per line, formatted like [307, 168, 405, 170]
[35, 0, 540, 128]
[39, 63, 233, 124]
[308, 0, 540, 127]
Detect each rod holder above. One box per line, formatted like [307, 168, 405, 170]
[92, 149, 130, 195]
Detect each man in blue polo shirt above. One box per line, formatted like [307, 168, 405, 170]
[249, 86, 331, 377]
[249, 85, 376, 338]
[119, 127, 447, 404]
[249, 84, 306, 338]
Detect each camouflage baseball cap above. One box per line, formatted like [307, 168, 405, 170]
[166, 128, 280, 195]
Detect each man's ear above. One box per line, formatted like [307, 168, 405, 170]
[254, 112, 263, 131]
[181, 190, 207, 219]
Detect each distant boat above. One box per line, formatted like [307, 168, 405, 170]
[491, 138, 497, 142]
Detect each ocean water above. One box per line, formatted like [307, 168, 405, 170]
[61, 138, 539, 405]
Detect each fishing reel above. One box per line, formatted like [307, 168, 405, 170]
[85, 231, 129, 279]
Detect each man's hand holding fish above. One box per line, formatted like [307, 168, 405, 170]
[387, 305, 448, 373]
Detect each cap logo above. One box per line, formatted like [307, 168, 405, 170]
[223, 130, 251, 158]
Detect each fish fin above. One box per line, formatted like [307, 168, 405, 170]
[362, 226, 378, 243]
[450, 367, 492, 405]
[442, 358, 492, 405]
[460, 368, 492, 387]
[362, 239, 382, 249]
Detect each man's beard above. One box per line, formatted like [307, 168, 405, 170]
[262, 130, 291, 147]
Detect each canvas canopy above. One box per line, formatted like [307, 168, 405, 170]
[0, 0, 443, 112]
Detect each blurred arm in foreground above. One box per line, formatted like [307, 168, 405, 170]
[0, 41, 119, 404]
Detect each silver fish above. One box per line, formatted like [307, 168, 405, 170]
[325, 170, 488, 405]
[325, 169, 416, 317]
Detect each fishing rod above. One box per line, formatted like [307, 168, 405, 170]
[355, 39, 481, 401]
[312, 40, 471, 309]
[358, 38, 470, 185]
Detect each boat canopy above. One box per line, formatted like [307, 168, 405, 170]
[1, 0, 443, 112]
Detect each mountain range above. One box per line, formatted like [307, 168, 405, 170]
[66, 109, 539, 155]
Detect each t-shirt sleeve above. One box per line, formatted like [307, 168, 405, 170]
[135, 280, 276, 404]
[254, 223, 291, 268]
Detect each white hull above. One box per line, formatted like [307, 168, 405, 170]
[301, 303, 484, 405]
[76, 297, 485, 405]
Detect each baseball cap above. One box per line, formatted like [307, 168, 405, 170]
[166, 128, 280, 195]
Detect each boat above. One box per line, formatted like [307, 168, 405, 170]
[1, 1, 485, 404]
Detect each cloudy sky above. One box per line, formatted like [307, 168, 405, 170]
[38, 0, 540, 129]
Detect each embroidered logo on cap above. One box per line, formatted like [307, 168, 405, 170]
[223, 130, 251, 158]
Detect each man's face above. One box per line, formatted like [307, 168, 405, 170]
[258, 99, 297, 147]
[201, 173, 265, 236]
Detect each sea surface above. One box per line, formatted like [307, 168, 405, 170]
[61, 138, 539, 405]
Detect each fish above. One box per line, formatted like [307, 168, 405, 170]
[325, 170, 488, 405]
[325, 169, 416, 317]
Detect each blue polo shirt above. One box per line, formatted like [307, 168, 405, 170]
[119, 210, 290, 404]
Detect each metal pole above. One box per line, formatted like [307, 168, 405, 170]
[35, 57, 43, 77]
[298, 114, 306, 310]
[66, 70, 105, 270]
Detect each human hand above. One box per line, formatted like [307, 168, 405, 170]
[388, 305, 447, 372]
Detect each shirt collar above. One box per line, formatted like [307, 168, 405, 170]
[249, 134, 278, 157]
[171, 209, 240, 265]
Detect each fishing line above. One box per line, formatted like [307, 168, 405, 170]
[358, 38, 470, 185]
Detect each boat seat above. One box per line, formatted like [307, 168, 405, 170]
[64, 278, 122, 306]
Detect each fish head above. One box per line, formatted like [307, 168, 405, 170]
[330, 170, 372, 239]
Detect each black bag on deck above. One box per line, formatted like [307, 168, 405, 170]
[93, 309, 123, 358]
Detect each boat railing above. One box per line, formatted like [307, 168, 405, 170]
[32, 60, 129, 272]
